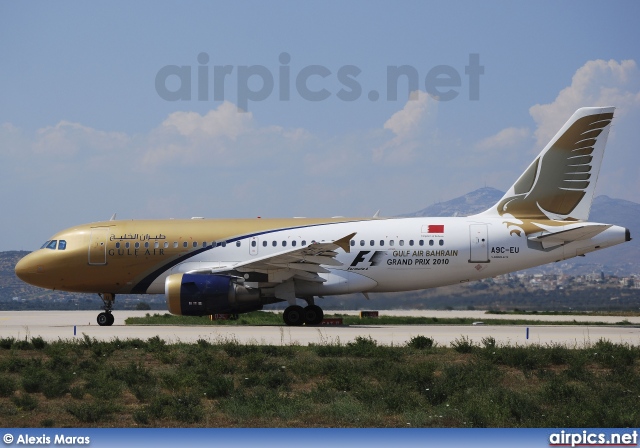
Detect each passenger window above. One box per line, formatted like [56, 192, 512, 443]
[193, 242, 198, 247]
[58, 240, 67, 250]
[115, 242, 120, 249]
[221, 242, 227, 247]
[236, 241, 241, 247]
[360, 240, 365, 246]
[46, 240, 57, 250]
[135, 242, 140, 249]
[301, 240, 306, 246]
[164, 242, 169, 248]
[399, 240, 404, 246]
[419, 240, 424, 246]
[272, 241, 277, 247]
[262, 241, 267, 247]
[380, 240, 384, 246]
[292, 240, 297, 247]
[126, 242, 130, 249]
[155, 242, 159, 249]
[350, 240, 355, 247]
[439, 239, 444, 246]
[173, 242, 178, 248]
[282, 241, 287, 247]
[183, 242, 188, 248]
[429, 240, 434, 246]
[251, 241, 256, 247]
[370, 240, 375, 246]
[409, 240, 414, 246]
[202, 242, 207, 248]
[389, 240, 394, 246]
[144, 242, 149, 248]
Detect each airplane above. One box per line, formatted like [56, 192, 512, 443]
[15, 107, 631, 326]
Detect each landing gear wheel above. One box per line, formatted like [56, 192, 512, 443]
[97, 293, 116, 327]
[283, 305, 305, 326]
[303, 305, 324, 325]
[97, 312, 113, 326]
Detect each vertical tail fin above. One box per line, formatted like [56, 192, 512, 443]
[478, 107, 615, 222]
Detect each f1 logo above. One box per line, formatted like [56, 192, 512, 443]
[350, 251, 371, 267]
[350, 251, 383, 267]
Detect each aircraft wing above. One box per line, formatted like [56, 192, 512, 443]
[186, 232, 356, 283]
[528, 224, 611, 248]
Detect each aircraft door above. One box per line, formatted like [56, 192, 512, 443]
[249, 237, 259, 256]
[88, 227, 109, 265]
[469, 224, 489, 263]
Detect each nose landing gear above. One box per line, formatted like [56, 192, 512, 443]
[97, 293, 115, 326]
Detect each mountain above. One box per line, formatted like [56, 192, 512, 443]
[403, 188, 640, 275]
[401, 187, 503, 217]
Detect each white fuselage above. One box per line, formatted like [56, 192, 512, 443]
[143, 217, 628, 296]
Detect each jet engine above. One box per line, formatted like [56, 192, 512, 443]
[165, 273, 262, 316]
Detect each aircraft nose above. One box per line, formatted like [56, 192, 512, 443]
[15, 253, 42, 285]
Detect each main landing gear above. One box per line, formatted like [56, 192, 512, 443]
[97, 293, 115, 326]
[283, 301, 324, 326]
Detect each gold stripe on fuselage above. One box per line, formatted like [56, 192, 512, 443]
[15, 217, 370, 294]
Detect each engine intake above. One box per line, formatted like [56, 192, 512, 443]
[165, 273, 262, 316]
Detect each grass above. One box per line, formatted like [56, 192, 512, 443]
[125, 311, 637, 327]
[487, 310, 640, 317]
[0, 335, 638, 427]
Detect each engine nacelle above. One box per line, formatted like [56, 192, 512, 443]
[165, 273, 262, 316]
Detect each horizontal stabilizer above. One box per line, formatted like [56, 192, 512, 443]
[528, 224, 611, 248]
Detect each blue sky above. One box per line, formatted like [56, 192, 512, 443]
[1, 1, 639, 250]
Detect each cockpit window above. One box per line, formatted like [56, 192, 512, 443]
[46, 240, 58, 250]
[40, 240, 51, 249]
[58, 240, 67, 250]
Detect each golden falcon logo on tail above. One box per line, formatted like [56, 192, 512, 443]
[477, 107, 615, 236]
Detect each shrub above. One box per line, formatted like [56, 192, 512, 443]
[481, 336, 496, 349]
[43, 376, 71, 399]
[451, 336, 475, 353]
[0, 374, 17, 397]
[31, 337, 47, 350]
[21, 367, 49, 393]
[592, 339, 637, 368]
[12, 393, 38, 411]
[346, 336, 378, 357]
[169, 393, 204, 423]
[203, 376, 234, 399]
[13, 339, 33, 350]
[0, 337, 15, 350]
[66, 401, 118, 423]
[69, 386, 85, 400]
[133, 408, 151, 425]
[407, 335, 434, 350]
[147, 393, 204, 423]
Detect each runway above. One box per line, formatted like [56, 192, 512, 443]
[1, 310, 639, 347]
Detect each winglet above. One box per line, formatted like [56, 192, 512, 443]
[373, 210, 380, 218]
[333, 232, 356, 253]
[109, 213, 117, 221]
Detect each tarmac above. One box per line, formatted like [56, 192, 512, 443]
[0, 310, 639, 346]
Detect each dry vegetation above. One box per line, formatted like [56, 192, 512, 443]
[0, 335, 638, 427]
